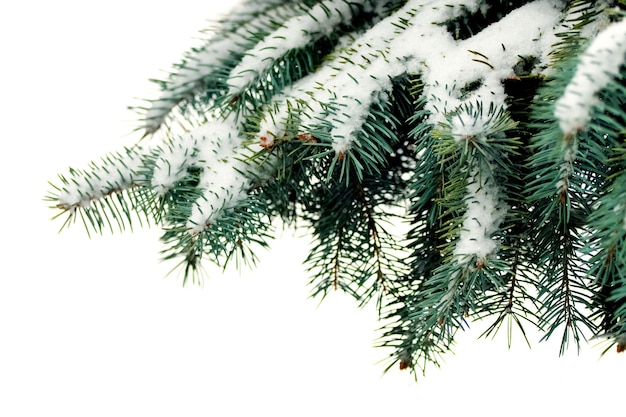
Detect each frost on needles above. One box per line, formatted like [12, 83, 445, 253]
[47, 0, 626, 376]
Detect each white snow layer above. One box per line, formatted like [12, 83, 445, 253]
[56, 148, 146, 210]
[554, 17, 626, 134]
[143, 34, 242, 133]
[451, 108, 491, 141]
[418, 0, 561, 125]
[150, 135, 205, 195]
[454, 161, 507, 262]
[227, 0, 368, 94]
[56, 116, 257, 237]
[174, 118, 256, 235]
[144, 1, 310, 133]
[256, 0, 561, 155]
[256, 0, 480, 152]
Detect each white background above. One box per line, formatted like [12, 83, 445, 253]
[1, 1, 623, 416]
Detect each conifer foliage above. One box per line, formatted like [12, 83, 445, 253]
[48, 0, 626, 375]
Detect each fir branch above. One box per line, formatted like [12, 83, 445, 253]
[582, 66, 626, 352]
[160, 192, 273, 284]
[525, 9, 621, 351]
[46, 146, 153, 235]
[49, 1, 626, 376]
[226, 0, 372, 95]
[139, 0, 315, 134]
[477, 249, 537, 348]
[304, 172, 409, 303]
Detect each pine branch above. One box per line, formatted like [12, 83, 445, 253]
[48, 0, 626, 374]
[525, 7, 626, 352]
[46, 146, 152, 236]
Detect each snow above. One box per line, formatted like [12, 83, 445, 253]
[180, 117, 257, 234]
[256, 0, 467, 153]
[149, 112, 271, 235]
[555, 17, 626, 134]
[454, 161, 507, 262]
[55, 116, 255, 237]
[255, 0, 561, 158]
[451, 108, 491, 141]
[56, 0, 617, 258]
[227, 0, 369, 94]
[143, 31, 242, 133]
[150, 134, 205, 195]
[55, 147, 146, 210]
[143, 1, 307, 133]
[256, 0, 411, 153]
[418, 0, 561, 126]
